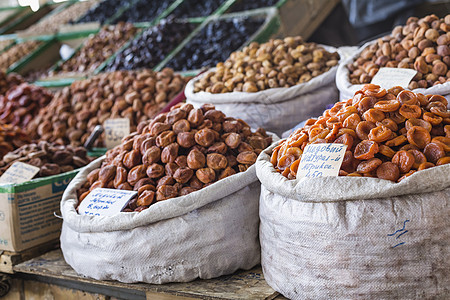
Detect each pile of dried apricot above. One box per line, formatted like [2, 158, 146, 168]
[272, 84, 450, 182]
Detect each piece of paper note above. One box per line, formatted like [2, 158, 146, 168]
[371, 67, 417, 89]
[78, 188, 137, 216]
[297, 143, 347, 178]
[104, 118, 130, 149]
[0, 162, 40, 184]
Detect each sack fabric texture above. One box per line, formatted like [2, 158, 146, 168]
[60, 156, 262, 284]
[256, 142, 450, 299]
[336, 40, 450, 102]
[185, 46, 341, 137]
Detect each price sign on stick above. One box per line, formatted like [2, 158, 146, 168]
[371, 67, 417, 89]
[78, 188, 137, 216]
[297, 144, 347, 178]
[0, 162, 40, 184]
[104, 118, 130, 149]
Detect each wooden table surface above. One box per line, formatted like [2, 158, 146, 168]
[9, 249, 286, 300]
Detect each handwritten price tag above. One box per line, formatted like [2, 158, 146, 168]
[78, 188, 137, 216]
[371, 67, 417, 89]
[297, 143, 347, 178]
[0, 162, 40, 185]
[104, 118, 130, 149]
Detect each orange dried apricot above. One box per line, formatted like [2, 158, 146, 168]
[423, 142, 445, 164]
[418, 162, 435, 170]
[436, 156, 450, 166]
[385, 135, 408, 147]
[407, 149, 427, 169]
[354, 140, 379, 160]
[399, 104, 422, 119]
[407, 126, 431, 149]
[374, 100, 401, 112]
[423, 112, 443, 126]
[356, 158, 382, 173]
[368, 126, 393, 143]
[356, 121, 376, 140]
[392, 150, 415, 173]
[376, 162, 400, 181]
[397, 90, 419, 105]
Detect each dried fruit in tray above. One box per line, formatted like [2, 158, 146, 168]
[0, 141, 92, 178]
[26, 68, 186, 148]
[0, 82, 52, 128]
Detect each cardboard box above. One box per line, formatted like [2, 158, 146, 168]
[0, 170, 78, 252]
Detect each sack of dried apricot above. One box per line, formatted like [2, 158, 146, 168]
[185, 37, 341, 136]
[337, 14, 450, 101]
[255, 84, 449, 299]
[60, 103, 278, 284]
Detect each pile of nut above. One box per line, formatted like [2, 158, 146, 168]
[0, 141, 92, 178]
[77, 103, 272, 212]
[0, 41, 41, 71]
[272, 84, 450, 182]
[0, 123, 30, 159]
[26, 69, 186, 147]
[0, 83, 53, 127]
[54, 22, 137, 74]
[105, 18, 194, 71]
[348, 14, 450, 89]
[193, 37, 340, 93]
[20, 0, 99, 35]
[0, 71, 23, 95]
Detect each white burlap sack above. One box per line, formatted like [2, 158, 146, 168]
[256, 143, 450, 299]
[337, 40, 450, 102]
[185, 47, 340, 137]
[60, 156, 262, 284]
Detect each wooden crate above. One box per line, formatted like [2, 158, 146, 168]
[275, 0, 339, 39]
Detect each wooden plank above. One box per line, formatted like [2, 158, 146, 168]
[276, 0, 339, 40]
[0, 240, 59, 274]
[13, 249, 279, 299]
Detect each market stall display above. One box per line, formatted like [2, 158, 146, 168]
[0, 123, 30, 159]
[186, 36, 340, 135]
[0, 40, 41, 71]
[26, 68, 186, 147]
[338, 13, 450, 100]
[105, 18, 194, 71]
[166, 17, 265, 71]
[0, 141, 92, 178]
[256, 85, 450, 299]
[113, 0, 174, 24]
[59, 104, 275, 284]
[18, 0, 99, 36]
[0, 82, 53, 128]
[49, 22, 138, 76]
[271, 84, 449, 181]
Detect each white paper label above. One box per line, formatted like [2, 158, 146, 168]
[78, 188, 137, 216]
[104, 118, 130, 149]
[0, 162, 40, 184]
[297, 143, 347, 178]
[371, 67, 417, 89]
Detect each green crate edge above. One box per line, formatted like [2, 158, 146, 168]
[0, 168, 80, 194]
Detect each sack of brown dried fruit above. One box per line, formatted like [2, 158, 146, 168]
[255, 84, 449, 299]
[185, 37, 341, 136]
[337, 14, 450, 101]
[60, 103, 277, 284]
